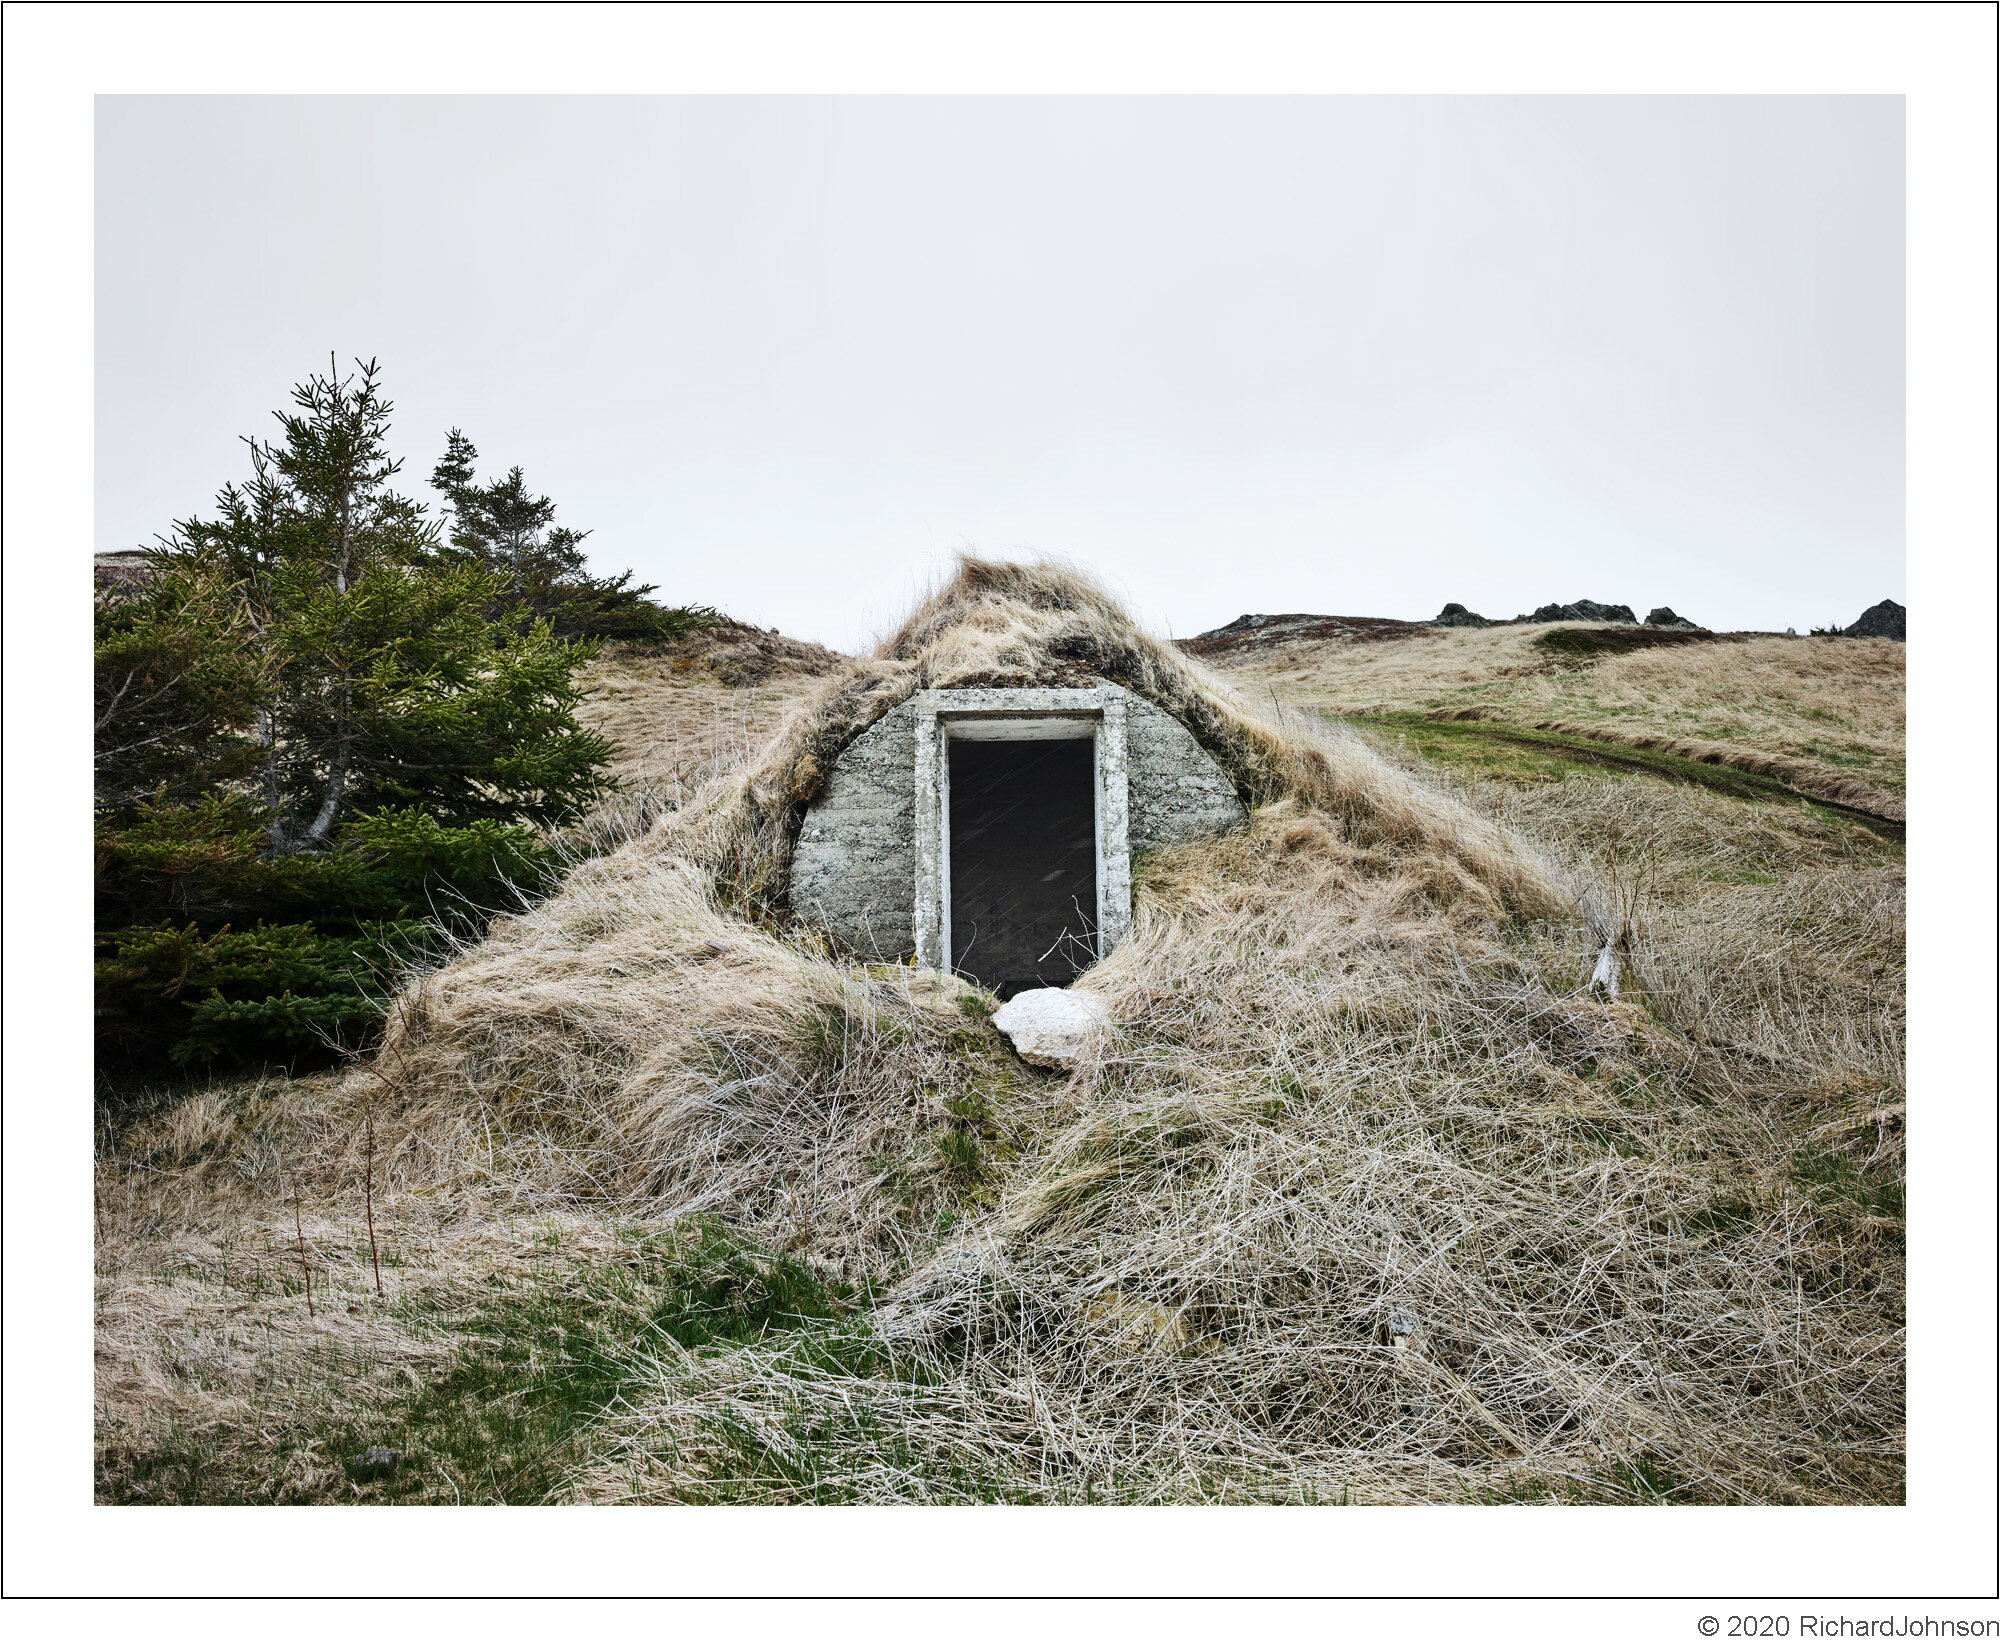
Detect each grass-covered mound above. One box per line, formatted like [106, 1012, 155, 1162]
[650, 556, 1562, 919]
[94, 560, 1903, 1505]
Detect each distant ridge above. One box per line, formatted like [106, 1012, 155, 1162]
[94, 549, 160, 593]
[1178, 611, 1430, 656]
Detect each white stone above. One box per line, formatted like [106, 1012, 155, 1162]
[991, 987, 1112, 1069]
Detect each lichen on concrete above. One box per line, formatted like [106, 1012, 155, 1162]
[789, 700, 921, 959]
[1124, 693, 1250, 850]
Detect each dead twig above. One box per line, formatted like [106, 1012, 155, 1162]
[288, 1167, 314, 1321]
[364, 1110, 383, 1297]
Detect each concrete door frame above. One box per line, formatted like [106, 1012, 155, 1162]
[910, 687, 1132, 974]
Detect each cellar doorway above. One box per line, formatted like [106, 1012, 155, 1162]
[946, 735, 1098, 996]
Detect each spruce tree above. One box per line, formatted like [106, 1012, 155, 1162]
[428, 428, 713, 643]
[153, 358, 616, 847]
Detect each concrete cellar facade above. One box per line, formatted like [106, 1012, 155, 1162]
[790, 682, 1248, 982]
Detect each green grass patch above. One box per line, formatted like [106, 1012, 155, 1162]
[931, 1126, 986, 1184]
[1349, 713, 1902, 840]
[1467, 1454, 1690, 1504]
[796, 1004, 864, 1075]
[1532, 627, 1714, 664]
[323, 1221, 880, 1504]
[1352, 714, 1676, 786]
[1682, 1194, 1764, 1240]
[1789, 1150, 1905, 1225]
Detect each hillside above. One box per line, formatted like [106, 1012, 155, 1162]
[94, 579, 1905, 1506]
[1186, 617, 1905, 823]
[569, 619, 846, 836]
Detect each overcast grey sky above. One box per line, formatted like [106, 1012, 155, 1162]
[95, 95, 1903, 647]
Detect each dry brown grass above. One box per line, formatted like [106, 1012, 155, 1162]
[1203, 623, 1906, 805]
[95, 1071, 466, 1502]
[662, 557, 1566, 921]
[554, 787, 1901, 1505]
[95, 558, 1904, 1506]
[570, 629, 843, 841]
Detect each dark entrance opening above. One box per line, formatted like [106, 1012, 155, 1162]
[948, 736, 1098, 997]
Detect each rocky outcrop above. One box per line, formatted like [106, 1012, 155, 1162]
[1432, 602, 1494, 628]
[1843, 599, 1905, 640]
[1189, 600, 1724, 645]
[1521, 600, 1637, 624]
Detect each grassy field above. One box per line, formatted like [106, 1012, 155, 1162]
[1201, 623, 1905, 812]
[95, 600, 1904, 1505]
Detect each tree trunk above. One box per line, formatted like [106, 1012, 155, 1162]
[258, 708, 292, 851]
[297, 736, 353, 849]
